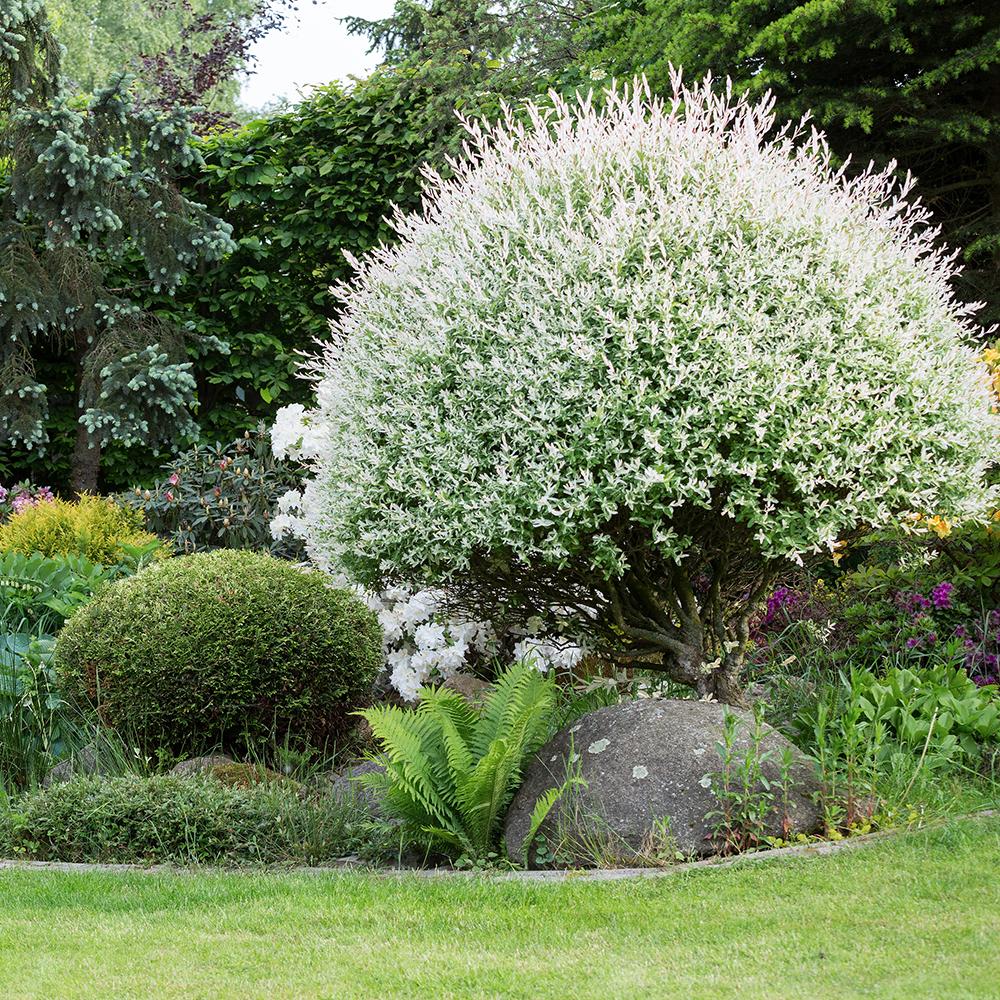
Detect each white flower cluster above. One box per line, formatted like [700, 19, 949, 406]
[271, 406, 583, 699]
[363, 586, 494, 701]
[270, 403, 326, 463]
[296, 73, 998, 589]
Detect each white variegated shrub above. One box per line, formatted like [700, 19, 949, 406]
[270, 409, 584, 700]
[293, 74, 1000, 703]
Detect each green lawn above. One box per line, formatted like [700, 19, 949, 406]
[1, 817, 998, 1000]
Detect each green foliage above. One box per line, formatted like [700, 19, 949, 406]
[0, 495, 167, 566]
[704, 706, 800, 853]
[345, 0, 595, 156]
[0, 635, 62, 793]
[588, 0, 1000, 327]
[54, 549, 383, 757]
[0, 2, 234, 489]
[0, 774, 391, 865]
[5, 70, 442, 491]
[852, 664, 1000, 762]
[49, 0, 262, 110]
[0, 550, 110, 632]
[785, 663, 999, 830]
[119, 427, 305, 558]
[133, 71, 436, 450]
[359, 662, 558, 861]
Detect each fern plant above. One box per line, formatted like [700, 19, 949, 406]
[358, 662, 558, 861]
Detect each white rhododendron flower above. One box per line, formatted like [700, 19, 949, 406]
[270, 403, 325, 462]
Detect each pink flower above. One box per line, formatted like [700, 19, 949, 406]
[168, 472, 180, 486]
[166, 490, 175, 502]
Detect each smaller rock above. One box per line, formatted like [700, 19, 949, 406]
[443, 673, 493, 705]
[325, 760, 387, 814]
[203, 762, 294, 789]
[169, 754, 235, 778]
[43, 744, 101, 788]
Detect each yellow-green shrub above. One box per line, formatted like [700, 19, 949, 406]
[0, 494, 166, 565]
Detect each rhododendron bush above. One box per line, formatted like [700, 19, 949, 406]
[292, 74, 999, 704]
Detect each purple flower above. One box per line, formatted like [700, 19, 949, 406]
[906, 637, 920, 649]
[895, 590, 932, 618]
[931, 581, 954, 610]
[759, 586, 803, 627]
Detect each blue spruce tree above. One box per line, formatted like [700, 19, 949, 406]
[0, 0, 234, 490]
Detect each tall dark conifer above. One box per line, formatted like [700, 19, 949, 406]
[0, 1, 234, 491]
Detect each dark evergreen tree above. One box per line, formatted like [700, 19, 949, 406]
[344, 0, 596, 153]
[0, 1, 234, 491]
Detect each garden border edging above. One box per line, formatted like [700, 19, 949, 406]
[0, 811, 994, 883]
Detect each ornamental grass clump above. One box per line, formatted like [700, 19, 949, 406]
[300, 73, 1000, 704]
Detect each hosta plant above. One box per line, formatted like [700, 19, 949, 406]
[358, 662, 558, 861]
[853, 663, 1000, 763]
[296, 74, 999, 705]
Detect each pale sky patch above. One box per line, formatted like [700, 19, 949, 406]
[240, 0, 396, 111]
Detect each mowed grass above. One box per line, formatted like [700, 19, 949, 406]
[1, 817, 998, 1000]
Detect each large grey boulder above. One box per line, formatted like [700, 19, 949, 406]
[504, 698, 822, 866]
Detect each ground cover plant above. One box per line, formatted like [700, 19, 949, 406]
[294, 75, 999, 705]
[0, 774, 392, 866]
[0, 818, 997, 998]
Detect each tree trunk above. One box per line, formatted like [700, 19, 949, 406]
[697, 653, 750, 708]
[70, 417, 102, 495]
[70, 339, 101, 494]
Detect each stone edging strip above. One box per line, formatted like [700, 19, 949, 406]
[0, 810, 994, 883]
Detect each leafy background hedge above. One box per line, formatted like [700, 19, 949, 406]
[0, 70, 439, 492]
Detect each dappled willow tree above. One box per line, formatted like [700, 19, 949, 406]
[0, 1, 234, 491]
[300, 79, 999, 704]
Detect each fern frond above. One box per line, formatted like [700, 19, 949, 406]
[359, 705, 460, 829]
[474, 661, 554, 757]
[362, 663, 560, 861]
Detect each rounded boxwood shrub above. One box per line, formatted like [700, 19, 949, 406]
[54, 549, 382, 755]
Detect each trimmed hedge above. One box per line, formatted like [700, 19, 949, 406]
[0, 775, 389, 865]
[54, 550, 382, 756]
